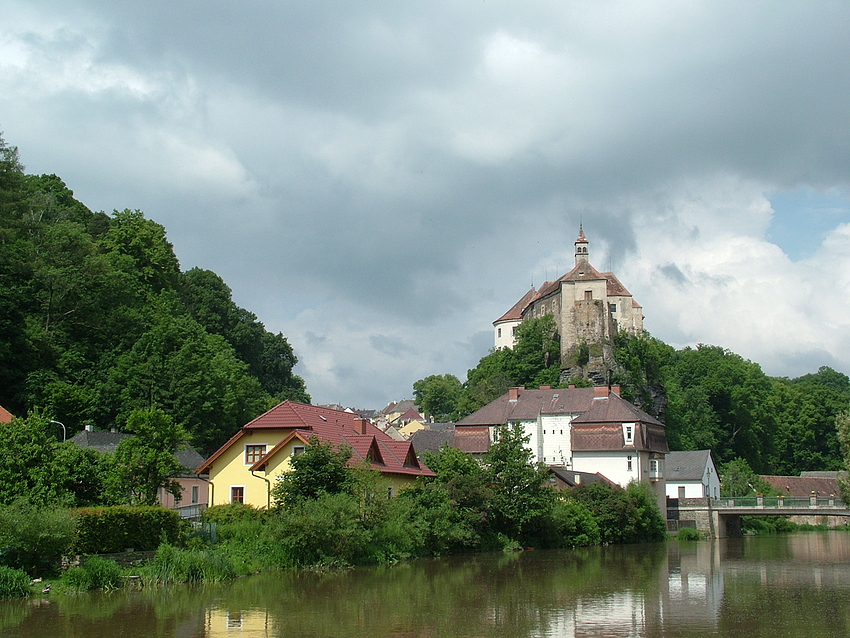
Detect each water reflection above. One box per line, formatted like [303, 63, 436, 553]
[3, 533, 850, 638]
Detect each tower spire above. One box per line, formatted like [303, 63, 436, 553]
[575, 225, 589, 265]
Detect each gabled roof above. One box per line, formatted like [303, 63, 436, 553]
[494, 286, 538, 324]
[409, 428, 455, 460]
[0, 406, 13, 423]
[199, 400, 433, 478]
[69, 430, 130, 454]
[560, 260, 607, 283]
[666, 450, 715, 482]
[452, 426, 490, 454]
[571, 395, 663, 427]
[549, 467, 614, 487]
[760, 475, 840, 498]
[456, 387, 598, 427]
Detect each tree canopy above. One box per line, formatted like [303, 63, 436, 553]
[0, 132, 309, 453]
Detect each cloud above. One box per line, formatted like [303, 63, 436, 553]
[2, 1, 850, 406]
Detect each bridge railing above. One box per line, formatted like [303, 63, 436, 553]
[711, 495, 846, 509]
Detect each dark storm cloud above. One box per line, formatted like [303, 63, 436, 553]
[5, 1, 850, 405]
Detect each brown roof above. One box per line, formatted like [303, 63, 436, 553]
[456, 387, 598, 426]
[452, 426, 491, 454]
[0, 406, 13, 423]
[760, 475, 840, 498]
[571, 395, 663, 427]
[198, 401, 434, 478]
[561, 260, 607, 283]
[456, 387, 667, 454]
[603, 272, 632, 297]
[495, 287, 538, 324]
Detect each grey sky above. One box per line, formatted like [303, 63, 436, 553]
[2, 1, 850, 407]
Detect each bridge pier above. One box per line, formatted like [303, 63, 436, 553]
[712, 512, 743, 538]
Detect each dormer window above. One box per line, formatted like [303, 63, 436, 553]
[623, 424, 634, 444]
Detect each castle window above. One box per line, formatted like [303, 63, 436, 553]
[584, 290, 592, 300]
[498, 328, 502, 338]
[609, 303, 617, 313]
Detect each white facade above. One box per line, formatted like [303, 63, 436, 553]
[665, 451, 720, 499]
[493, 319, 520, 349]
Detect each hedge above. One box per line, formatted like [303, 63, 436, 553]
[71, 506, 181, 554]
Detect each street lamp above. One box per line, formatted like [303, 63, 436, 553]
[50, 420, 66, 442]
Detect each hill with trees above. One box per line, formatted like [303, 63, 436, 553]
[0, 133, 308, 453]
[414, 320, 850, 478]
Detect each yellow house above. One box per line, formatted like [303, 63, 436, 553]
[196, 401, 434, 508]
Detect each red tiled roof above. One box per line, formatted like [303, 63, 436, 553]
[571, 395, 663, 427]
[0, 406, 13, 423]
[760, 475, 839, 498]
[495, 287, 538, 324]
[561, 260, 607, 283]
[199, 401, 433, 478]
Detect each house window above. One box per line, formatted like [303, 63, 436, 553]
[245, 444, 266, 464]
[292, 445, 306, 457]
[627, 456, 633, 472]
[512, 326, 517, 335]
[584, 290, 593, 300]
[191, 486, 199, 504]
[498, 327, 502, 338]
[650, 459, 659, 473]
[624, 425, 633, 444]
[231, 486, 244, 504]
[609, 303, 617, 313]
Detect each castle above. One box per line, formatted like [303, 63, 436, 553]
[494, 229, 644, 379]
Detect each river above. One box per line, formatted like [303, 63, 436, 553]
[2, 532, 850, 637]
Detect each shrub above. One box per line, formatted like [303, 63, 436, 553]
[0, 566, 30, 599]
[142, 544, 236, 585]
[202, 502, 261, 525]
[572, 481, 666, 544]
[71, 506, 180, 554]
[549, 498, 601, 548]
[0, 504, 76, 572]
[64, 556, 122, 591]
[676, 527, 702, 541]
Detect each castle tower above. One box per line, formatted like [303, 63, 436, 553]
[575, 226, 589, 265]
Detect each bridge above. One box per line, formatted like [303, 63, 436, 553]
[667, 495, 850, 537]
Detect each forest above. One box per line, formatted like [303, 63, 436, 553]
[0, 134, 308, 455]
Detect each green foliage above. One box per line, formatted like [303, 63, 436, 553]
[0, 411, 66, 506]
[572, 481, 666, 545]
[676, 526, 702, 541]
[272, 437, 354, 506]
[545, 498, 601, 548]
[719, 458, 775, 497]
[0, 132, 309, 458]
[413, 374, 463, 421]
[71, 506, 181, 554]
[64, 556, 122, 591]
[836, 411, 850, 501]
[0, 504, 76, 572]
[141, 544, 236, 585]
[109, 408, 188, 506]
[485, 424, 555, 543]
[0, 566, 30, 599]
[202, 502, 262, 525]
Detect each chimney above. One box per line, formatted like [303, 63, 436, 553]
[508, 387, 520, 402]
[85, 425, 94, 432]
[610, 384, 621, 396]
[568, 384, 575, 389]
[540, 385, 551, 390]
[354, 418, 370, 435]
[593, 385, 608, 398]
[574, 474, 581, 485]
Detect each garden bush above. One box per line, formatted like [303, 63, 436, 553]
[676, 526, 702, 541]
[71, 506, 181, 554]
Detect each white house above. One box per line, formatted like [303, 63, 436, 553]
[664, 450, 720, 499]
[454, 385, 669, 509]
